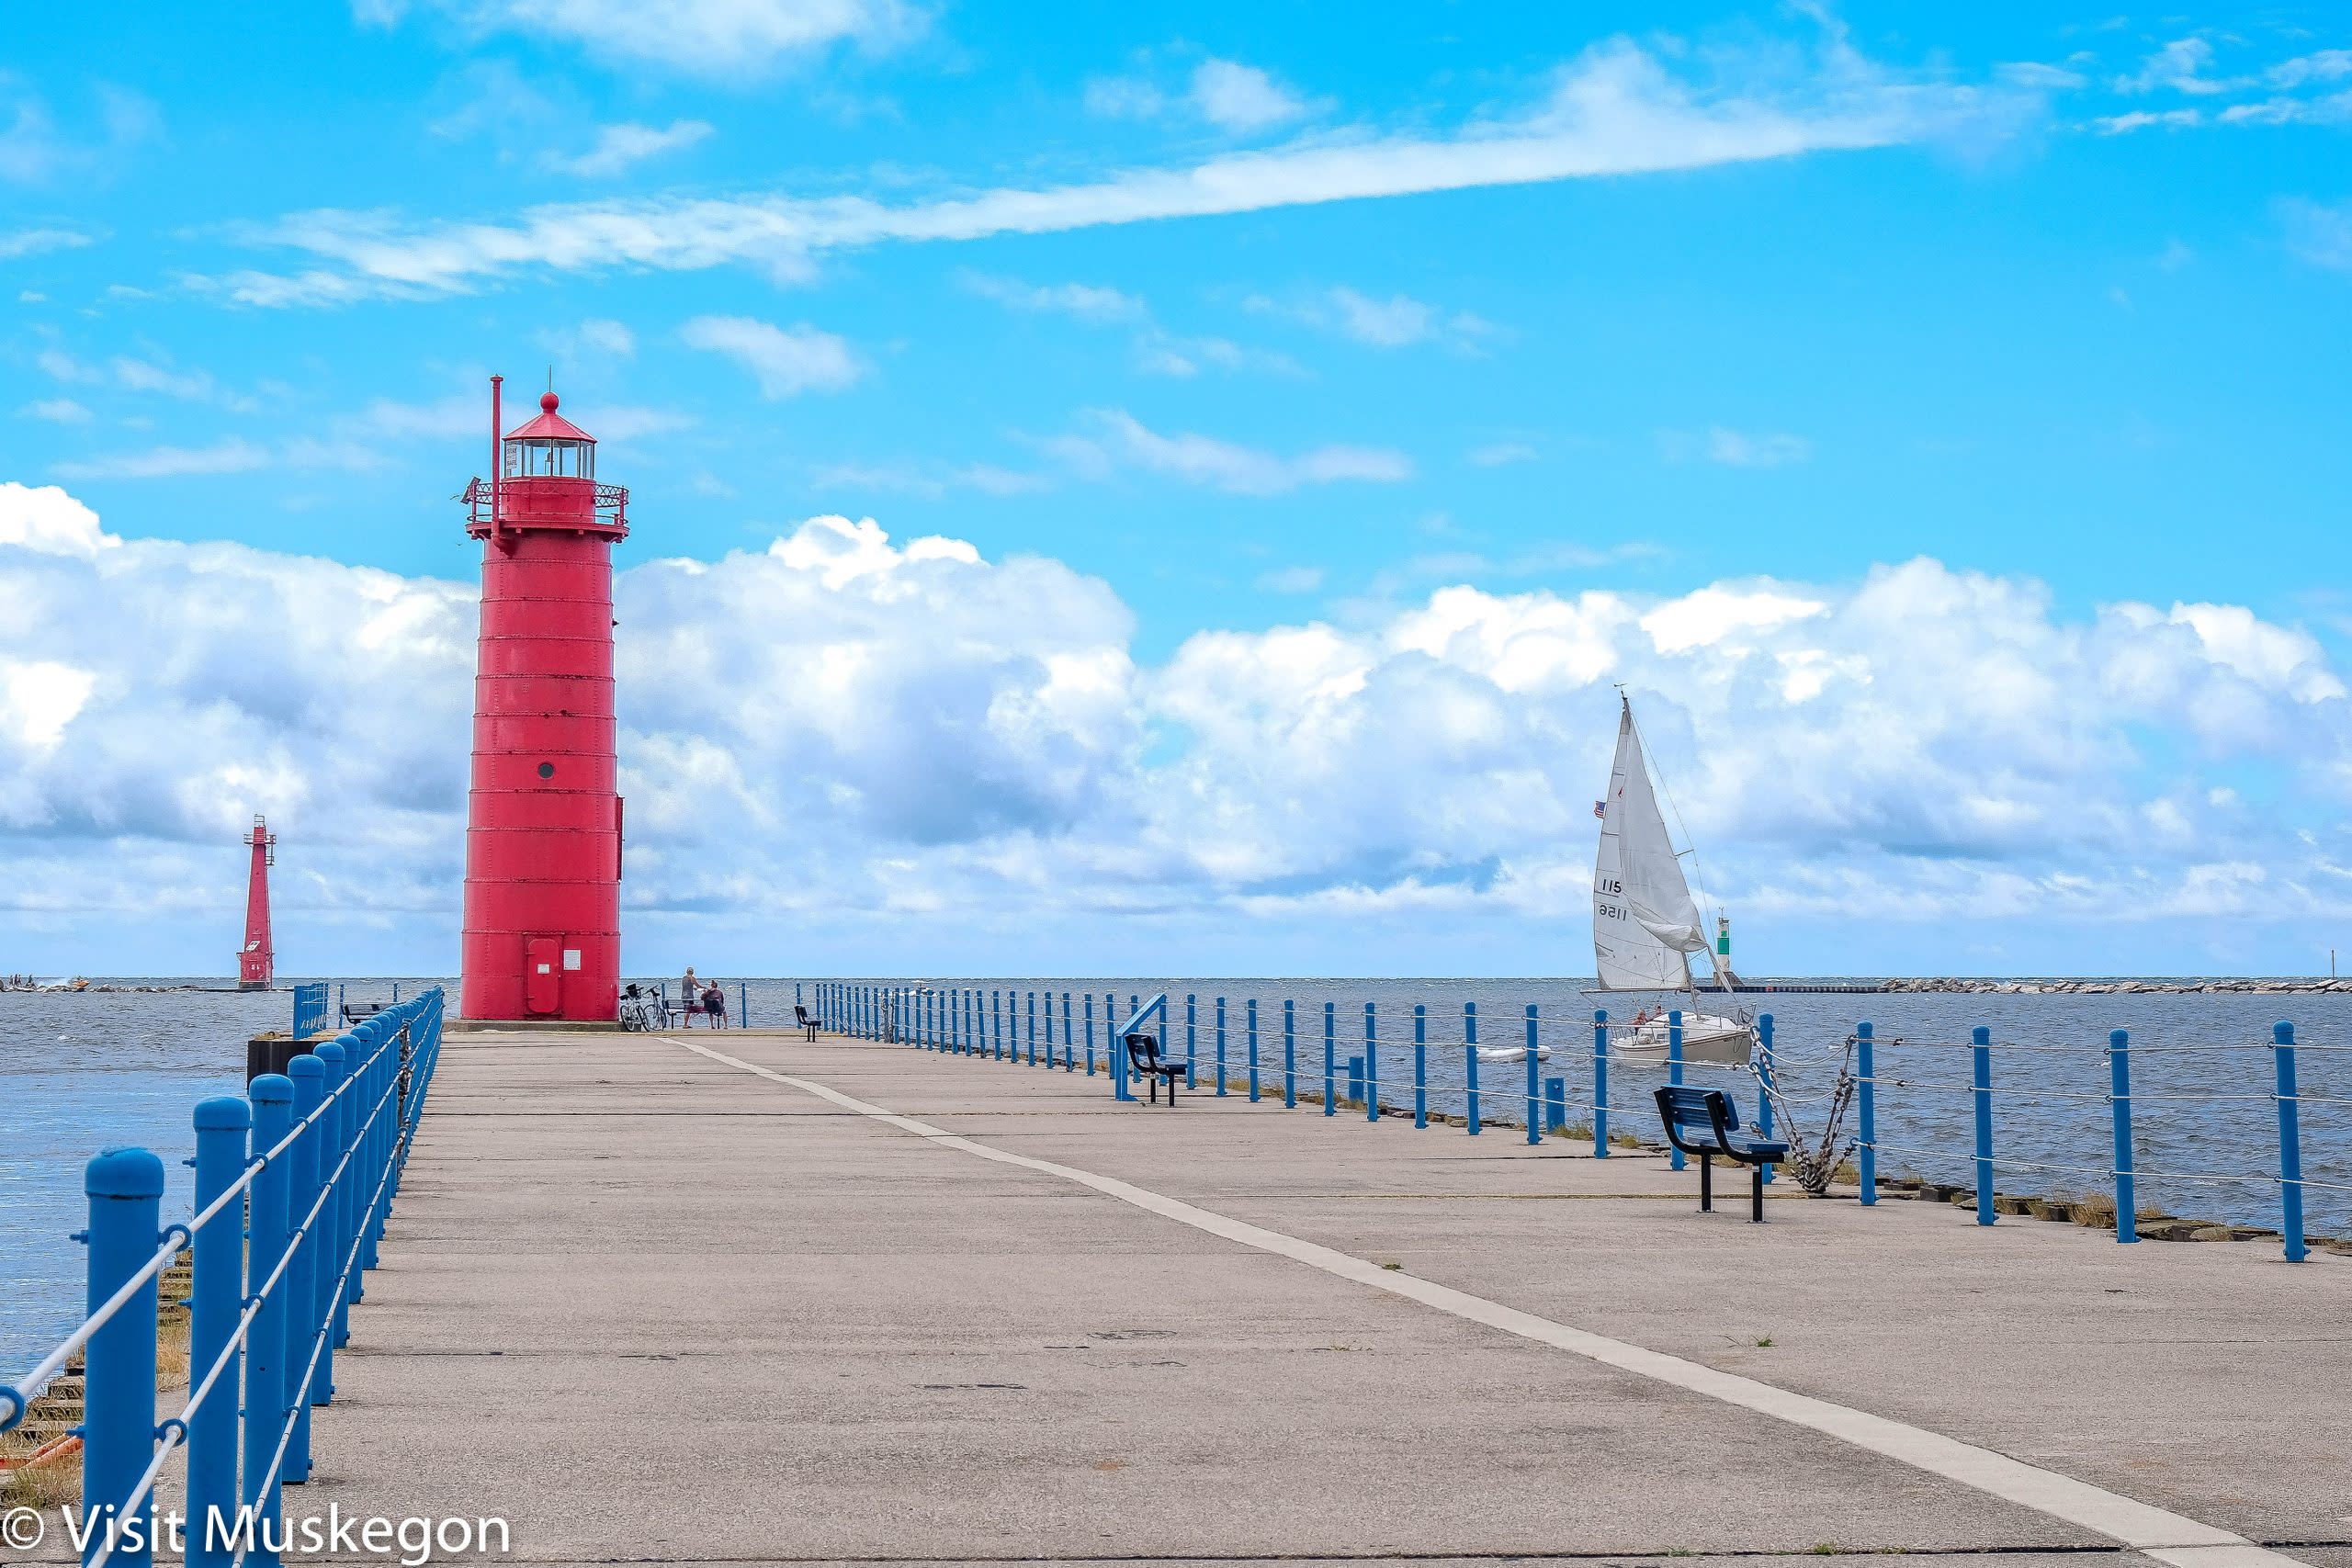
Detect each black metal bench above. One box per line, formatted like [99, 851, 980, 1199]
[1124, 1031, 1184, 1105]
[1653, 1086, 1789, 1223]
[340, 1001, 387, 1024]
[793, 1004, 820, 1042]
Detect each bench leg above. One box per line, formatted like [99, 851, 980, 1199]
[1751, 1163, 1765, 1224]
[1699, 1151, 1713, 1213]
[1166, 1073, 1177, 1107]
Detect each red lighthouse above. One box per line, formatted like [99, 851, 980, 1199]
[458, 378, 626, 1022]
[238, 815, 275, 990]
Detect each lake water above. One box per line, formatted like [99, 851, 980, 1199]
[6, 976, 2346, 1371]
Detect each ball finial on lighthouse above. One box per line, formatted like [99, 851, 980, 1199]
[457, 377, 628, 1023]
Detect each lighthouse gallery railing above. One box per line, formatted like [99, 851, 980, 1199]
[0, 989, 447, 1568]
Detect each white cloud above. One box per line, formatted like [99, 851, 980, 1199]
[18, 398, 91, 424]
[1047, 410, 1411, 495]
[0, 483, 118, 556]
[357, 0, 921, 77]
[0, 227, 94, 261]
[0, 81, 158, 185]
[547, 118, 714, 176]
[38, 350, 101, 384]
[111, 355, 251, 409]
[1660, 427, 1812, 468]
[956, 270, 1144, 321]
[1468, 441, 1537, 467]
[1190, 59, 1314, 132]
[2092, 107, 2204, 134]
[680, 314, 863, 397]
[1256, 566, 1326, 594]
[51, 438, 274, 481]
[810, 460, 1051, 499]
[2113, 38, 2237, 96]
[202, 36, 2029, 306]
[6, 484, 2352, 967]
[1252, 286, 1506, 353]
[1996, 62, 2086, 90]
[2279, 197, 2352, 274]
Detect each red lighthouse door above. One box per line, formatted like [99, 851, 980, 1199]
[523, 936, 561, 1016]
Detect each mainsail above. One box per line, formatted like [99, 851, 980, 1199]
[1593, 698, 1707, 990]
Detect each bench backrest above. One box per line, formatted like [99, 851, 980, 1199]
[1657, 1085, 1739, 1136]
[1124, 1031, 1164, 1070]
[794, 1005, 813, 1025]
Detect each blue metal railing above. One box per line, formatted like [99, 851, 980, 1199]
[2, 988, 447, 1568]
[288, 983, 328, 1041]
[805, 981, 2343, 1263]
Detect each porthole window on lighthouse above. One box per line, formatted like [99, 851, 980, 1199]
[537, 761, 555, 779]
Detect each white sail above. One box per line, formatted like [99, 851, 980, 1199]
[1593, 698, 1706, 990]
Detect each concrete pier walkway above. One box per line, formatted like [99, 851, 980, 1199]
[299, 1029, 2347, 1567]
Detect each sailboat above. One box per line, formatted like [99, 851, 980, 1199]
[1591, 694, 1754, 1067]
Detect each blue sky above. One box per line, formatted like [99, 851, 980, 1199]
[3, 3, 2350, 977]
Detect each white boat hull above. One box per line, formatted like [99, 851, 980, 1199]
[1613, 1013, 1753, 1066]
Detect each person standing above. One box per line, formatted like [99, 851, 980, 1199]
[679, 966, 700, 1028]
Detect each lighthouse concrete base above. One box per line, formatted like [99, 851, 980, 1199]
[447, 1015, 623, 1034]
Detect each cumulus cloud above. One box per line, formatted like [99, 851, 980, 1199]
[10, 482, 2351, 969]
[679, 314, 863, 397]
[198, 35, 2030, 306]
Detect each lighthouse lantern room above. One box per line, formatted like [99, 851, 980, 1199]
[458, 377, 628, 1022]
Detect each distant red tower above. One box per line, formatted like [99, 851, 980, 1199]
[238, 815, 275, 990]
[458, 378, 627, 1021]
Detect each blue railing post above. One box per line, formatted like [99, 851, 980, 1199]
[1591, 1010, 1610, 1157]
[1972, 1025, 1995, 1225]
[1524, 1006, 1541, 1146]
[1364, 1002, 1380, 1122]
[1216, 996, 1228, 1097]
[1413, 1004, 1428, 1129]
[1856, 1021, 1877, 1206]
[1544, 1077, 1564, 1133]
[1185, 994, 1199, 1089]
[188, 1095, 250, 1568]
[1755, 1012, 1777, 1184]
[1112, 993, 1131, 1101]
[1464, 1002, 1481, 1135]
[2276, 1021, 2306, 1262]
[2109, 1029, 2136, 1243]
[82, 1145, 166, 1568]
[312, 1039, 349, 1357]
[1112, 1013, 1130, 1102]
[1084, 993, 1095, 1076]
[1667, 1010, 1685, 1170]
[1347, 1055, 1364, 1106]
[284, 1054, 324, 1483]
[1283, 999, 1297, 1108]
[1028, 990, 1037, 1066]
[1246, 999, 1261, 1101]
[1061, 992, 1074, 1071]
[1323, 1003, 1337, 1116]
[741, 981, 749, 1029]
[243, 1074, 294, 1560]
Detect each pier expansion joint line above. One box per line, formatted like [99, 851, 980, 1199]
[667, 1037, 2308, 1568]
